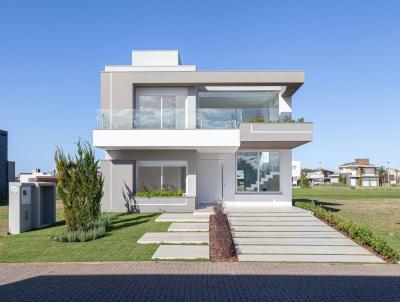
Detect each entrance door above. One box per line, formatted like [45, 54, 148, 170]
[198, 154, 225, 204]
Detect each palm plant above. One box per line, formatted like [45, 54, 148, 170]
[377, 166, 388, 187]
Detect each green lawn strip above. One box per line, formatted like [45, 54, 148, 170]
[294, 200, 400, 263]
[0, 212, 170, 263]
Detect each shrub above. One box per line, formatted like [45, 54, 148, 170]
[281, 116, 305, 123]
[299, 175, 310, 188]
[209, 200, 237, 261]
[53, 214, 116, 242]
[55, 140, 103, 232]
[54, 225, 106, 242]
[295, 201, 400, 263]
[135, 189, 183, 197]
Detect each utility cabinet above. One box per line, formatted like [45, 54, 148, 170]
[9, 182, 56, 234]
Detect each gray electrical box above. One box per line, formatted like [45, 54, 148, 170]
[9, 182, 56, 234]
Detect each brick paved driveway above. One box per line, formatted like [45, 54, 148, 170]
[0, 262, 399, 301]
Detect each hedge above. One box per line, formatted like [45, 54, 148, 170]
[135, 189, 183, 197]
[295, 201, 400, 263]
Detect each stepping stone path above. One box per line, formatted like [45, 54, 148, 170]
[225, 206, 384, 263]
[138, 213, 211, 260]
[138, 206, 384, 263]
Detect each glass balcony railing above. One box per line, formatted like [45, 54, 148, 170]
[96, 108, 280, 129]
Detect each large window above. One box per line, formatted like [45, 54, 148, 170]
[136, 161, 187, 192]
[236, 151, 280, 193]
[136, 88, 186, 129]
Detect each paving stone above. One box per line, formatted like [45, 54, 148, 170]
[232, 231, 345, 238]
[229, 221, 324, 226]
[234, 237, 357, 245]
[225, 206, 309, 213]
[137, 232, 209, 244]
[193, 207, 213, 216]
[230, 225, 334, 232]
[228, 212, 313, 217]
[168, 223, 209, 232]
[236, 245, 372, 255]
[152, 245, 209, 260]
[155, 213, 209, 222]
[228, 216, 318, 222]
[2, 261, 399, 302]
[238, 254, 385, 263]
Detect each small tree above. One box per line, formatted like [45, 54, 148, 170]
[55, 140, 103, 231]
[299, 174, 310, 188]
[377, 166, 388, 187]
[338, 173, 347, 185]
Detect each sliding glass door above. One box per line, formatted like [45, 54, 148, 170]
[236, 151, 280, 193]
[136, 88, 186, 129]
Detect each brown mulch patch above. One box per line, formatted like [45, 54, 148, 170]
[209, 213, 238, 262]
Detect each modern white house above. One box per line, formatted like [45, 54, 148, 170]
[93, 50, 313, 212]
[330, 158, 379, 187]
[306, 168, 334, 186]
[291, 160, 301, 186]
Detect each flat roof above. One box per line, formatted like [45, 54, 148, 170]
[101, 70, 304, 97]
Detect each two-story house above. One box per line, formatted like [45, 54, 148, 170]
[330, 158, 379, 187]
[93, 50, 313, 212]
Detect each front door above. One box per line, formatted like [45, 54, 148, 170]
[198, 154, 225, 204]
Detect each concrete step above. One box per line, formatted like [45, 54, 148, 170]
[232, 231, 345, 238]
[228, 216, 317, 222]
[168, 223, 209, 232]
[156, 213, 209, 223]
[229, 221, 324, 226]
[230, 225, 335, 232]
[193, 207, 213, 216]
[235, 245, 372, 255]
[228, 212, 312, 217]
[137, 232, 209, 244]
[152, 245, 209, 260]
[234, 237, 357, 246]
[225, 206, 309, 213]
[237, 254, 384, 263]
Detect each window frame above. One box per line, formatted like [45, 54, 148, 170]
[135, 88, 188, 129]
[136, 161, 188, 193]
[235, 150, 281, 194]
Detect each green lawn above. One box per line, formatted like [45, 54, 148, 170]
[293, 186, 400, 252]
[0, 201, 170, 263]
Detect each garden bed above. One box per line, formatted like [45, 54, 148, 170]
[209, 203, 237, 262]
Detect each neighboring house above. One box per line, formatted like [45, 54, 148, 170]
[306, 168, 334, 185]
[337, 158, 379, 187]
[387, 168, 400, 186]
[18, 169, 57, 184]
[93, 50, 313, 212]
[329, 173, 341, 184]
[0, 130, 15, 196]
[291, 160, 301, 186]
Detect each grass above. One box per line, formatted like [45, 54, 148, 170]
[293, 186, 400, 253]
[0, 199, 170, 263]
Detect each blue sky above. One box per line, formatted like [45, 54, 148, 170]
[0, 0, 399, 173]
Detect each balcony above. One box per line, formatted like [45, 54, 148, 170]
[95, 108, 279, 130]
[93, 108, 312, 151]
